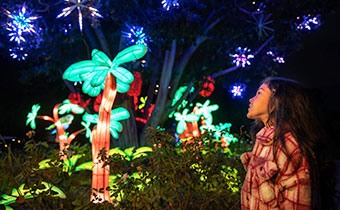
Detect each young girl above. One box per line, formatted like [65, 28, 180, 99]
[241, 77, 322, 210]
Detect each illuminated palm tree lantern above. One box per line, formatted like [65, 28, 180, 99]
[63, 45, 147, 203]
[26, 100, 85, 160]
[174, 108, 199, 139]
[195, 99, 219, 127]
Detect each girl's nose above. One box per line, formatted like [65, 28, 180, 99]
[249, 97, 254, 103]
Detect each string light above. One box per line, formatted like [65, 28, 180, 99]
[296, 14, 320, 31]
[266, 51, 285, 63]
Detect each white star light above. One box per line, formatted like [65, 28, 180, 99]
[57, 0, 103, 31]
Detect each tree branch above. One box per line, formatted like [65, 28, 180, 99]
[93, 26, 111, 58]
[234, 0, 263, 15]
[210, 35, 274, 79]
[148, 40, 176, 127]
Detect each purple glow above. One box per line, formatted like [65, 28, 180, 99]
[230, 47, 254, 67]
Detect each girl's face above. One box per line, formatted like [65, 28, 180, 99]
[247, 83, 272, 125]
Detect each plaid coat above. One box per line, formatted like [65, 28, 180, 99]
[240, 126, 311, 210]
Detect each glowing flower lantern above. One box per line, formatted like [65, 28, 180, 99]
[127, 72, 142, 97]
[93, 93, 102, 112]
[127, 71, 142, 111]
[199, 76, 215, 97]
[68, 92, 90, 108]
[63, 45, 147, 203]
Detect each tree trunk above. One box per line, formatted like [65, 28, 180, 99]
[91, 73, 117, 203]
[140, 40, 176, 144]
[114, 94, 139, 148]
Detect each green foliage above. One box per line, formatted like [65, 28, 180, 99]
[0, 127, 253, 209]
[106, 127, 246, 209]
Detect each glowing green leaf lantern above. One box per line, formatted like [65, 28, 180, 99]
[0, 182, 66, 209]
[63, 45, 147, 96]
[82, 107, 130, 139]
[195, 99, 219, 126]
[26, 104, 41, 129]
[174, 109, 200, 134]
[59, 99, 85, 115]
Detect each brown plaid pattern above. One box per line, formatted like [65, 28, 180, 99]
[240, 126, 311, 210]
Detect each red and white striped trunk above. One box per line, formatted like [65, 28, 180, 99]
[91, 73, 117, 203]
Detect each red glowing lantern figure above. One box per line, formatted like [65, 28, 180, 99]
[68, 92, 90, 108]
[127, 71, 142, 97]
[199, 76, 215, 97]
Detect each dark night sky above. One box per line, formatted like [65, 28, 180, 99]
[0, 8, 339, 139]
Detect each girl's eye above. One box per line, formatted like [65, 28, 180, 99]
[257, 91, 261, 95]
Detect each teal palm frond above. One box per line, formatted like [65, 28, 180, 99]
[63, 45, 148, 97]
[59, 99, 85, 115]
[26, 104, 41, 129]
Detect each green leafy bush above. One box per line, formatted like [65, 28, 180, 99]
[0, 127, 251, 209]
[106, 128, 246, 209]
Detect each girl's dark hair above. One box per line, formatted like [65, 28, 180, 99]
[250, 77, 325, 210]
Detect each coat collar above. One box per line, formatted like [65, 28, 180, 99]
[256, 126, 275, 146]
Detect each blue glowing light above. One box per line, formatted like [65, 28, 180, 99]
[122, 25, 151, 47]
[57, 0, 103, 32]
[229, 83, 246, 98]
[296, 15, 320, 31]
[229, 47, 254, 67]
[9, 46, 28, 61]
[4, 5, 39, 44]
[266, 51, 285, 63]
[248, 13, 273, 39]
[161, 0, 179, 11]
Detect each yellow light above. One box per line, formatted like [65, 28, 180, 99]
[252, 1, 255, 4]
[5, 144, 8, 147]
[18, 140, 21, 143]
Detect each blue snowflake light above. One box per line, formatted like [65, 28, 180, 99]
[296, 15, 320, 31]
[161, 0, 179, 11]
[229, 47, 254, 67]
[4, 5, 39, 44]
[229, 83, 246, 98]
[266, 51, 285, 63]
[248, 13, 273, 39]
[57, 0, 103, 32]
[122, 25, 151, 47]
[9, 46, 28, 61]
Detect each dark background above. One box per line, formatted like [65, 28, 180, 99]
[0, 7, 339, 146]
